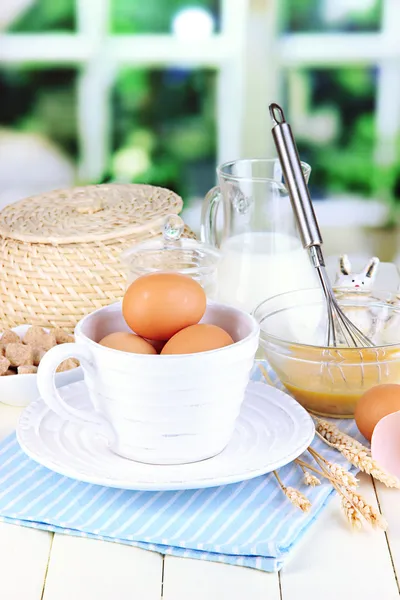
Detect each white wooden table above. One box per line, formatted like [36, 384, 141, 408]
[0, 403, 399, 600]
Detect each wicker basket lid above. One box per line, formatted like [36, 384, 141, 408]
[0, 183, 183, 244]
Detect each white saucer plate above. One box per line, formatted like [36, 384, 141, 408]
[17, 380, 315, 491]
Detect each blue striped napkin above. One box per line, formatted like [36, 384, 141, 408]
[0, 362, 363, 572]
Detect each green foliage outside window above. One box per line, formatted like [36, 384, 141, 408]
[111, 0, 220, 33]
[9, 0, 75, 31]
[3, 0, 400, 217]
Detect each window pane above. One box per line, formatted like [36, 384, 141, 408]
[108, 68, 217, 203]
[111, 0, 221, 34]
[281, 0, 382, 33]
[283, 67, 379, 199]
[0, 68, 77, 205]
[8, 0, 75, 32]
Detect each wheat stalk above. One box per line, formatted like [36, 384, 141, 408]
[342, 490, 388, 530]
[341, 496, 363, 529]
[308, 448, 387, 530]
[339, 446, 400, 489]
[295, 457, 383, 528]
[314, 418, 366, 451]
[314, 419, 400, 488]
[295, 459, 321, 486]
[308, 447, 359, 489]
[297, 456, 348, 489]
[273, 470, 311, 512]
[303, 471, 321, 487]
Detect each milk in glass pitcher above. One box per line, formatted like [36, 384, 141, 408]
[201, 158, 320, 313]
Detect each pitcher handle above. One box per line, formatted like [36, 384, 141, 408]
[201, 186, 221, 247]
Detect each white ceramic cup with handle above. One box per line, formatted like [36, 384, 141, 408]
[37, 301, 260, 465]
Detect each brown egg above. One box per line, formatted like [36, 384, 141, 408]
[161, 324, 234, 355]
[355, 383, 400, 441]
[99, 332, 157, 355]
[122, 272, 206, 341]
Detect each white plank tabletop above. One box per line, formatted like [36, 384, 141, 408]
[0, 401, 398, 600]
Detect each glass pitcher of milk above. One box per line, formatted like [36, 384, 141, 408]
[201, 158, 321, 315]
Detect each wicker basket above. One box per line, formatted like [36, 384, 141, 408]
[0, 183, 196, 331]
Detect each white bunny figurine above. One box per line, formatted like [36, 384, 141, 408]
[333, 255, 381, 342]
[334, 254, 380, 291]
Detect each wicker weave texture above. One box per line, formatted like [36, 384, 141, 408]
[0, 183, 184, 244]
[0, 184, 196, 331]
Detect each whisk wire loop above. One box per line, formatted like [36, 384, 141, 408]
[321, 266, 374, 348]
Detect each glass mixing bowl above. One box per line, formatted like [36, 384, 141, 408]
[253, 288, 400, 418]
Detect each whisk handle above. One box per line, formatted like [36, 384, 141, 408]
[269, 103, 323, 250]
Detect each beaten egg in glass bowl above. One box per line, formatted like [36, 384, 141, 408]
[253, 288, 400, 418]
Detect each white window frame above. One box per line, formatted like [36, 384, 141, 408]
[0, 0, 398, 185]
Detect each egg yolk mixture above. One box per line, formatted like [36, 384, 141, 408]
[268, 346, 400, 418]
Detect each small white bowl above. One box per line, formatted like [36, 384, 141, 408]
[0, 325, 83, 407]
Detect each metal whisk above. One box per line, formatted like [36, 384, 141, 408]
[269, 102, 374, 348]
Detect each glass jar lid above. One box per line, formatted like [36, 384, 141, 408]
[121, 214, 220, 279]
